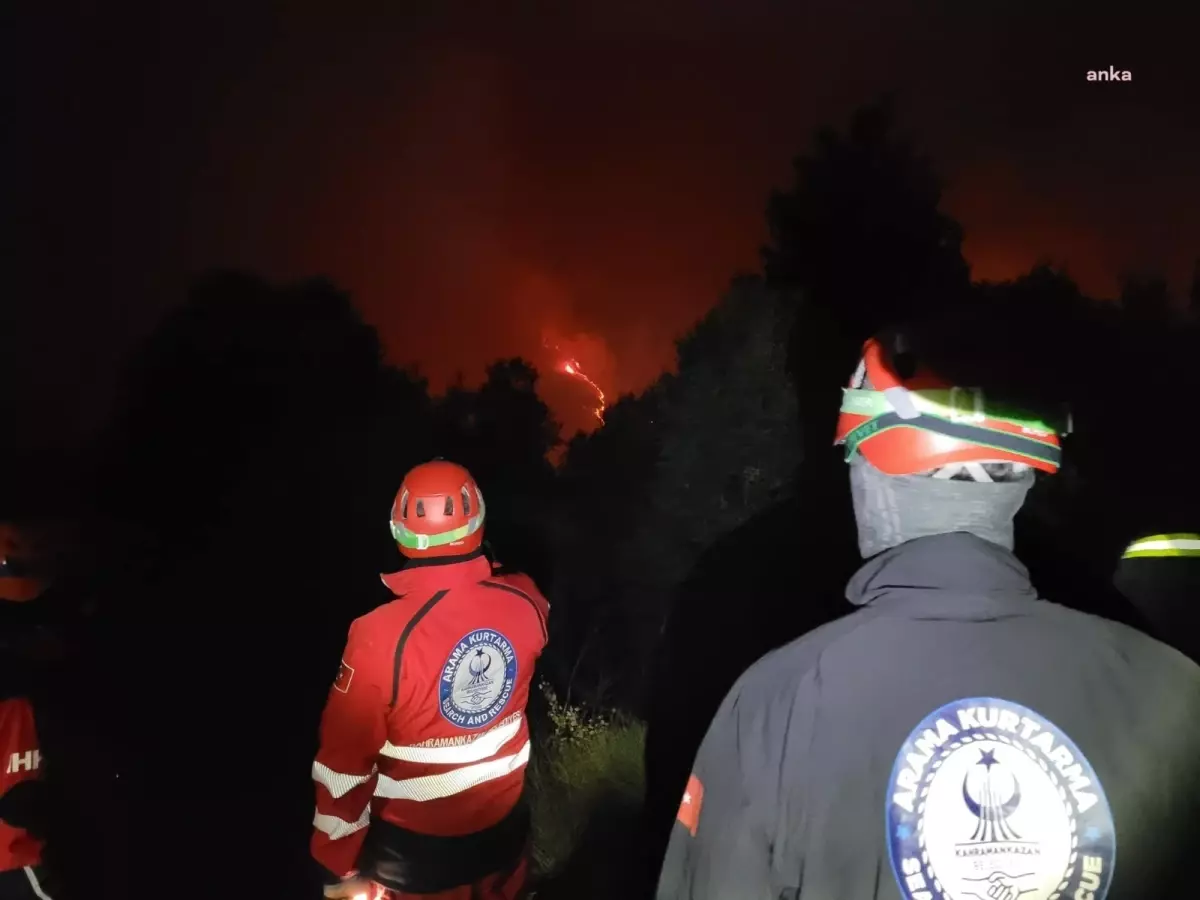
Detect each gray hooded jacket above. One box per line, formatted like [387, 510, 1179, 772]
[656, 532, 1200, 900]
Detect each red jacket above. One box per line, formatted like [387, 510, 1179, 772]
[0, 697, 43, 872]
[311, 553, 549, 894]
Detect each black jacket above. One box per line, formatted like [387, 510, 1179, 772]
[1113, 553, 1200, 664]
[656, 532, 1200, 899]
[641, 491, 857, 890]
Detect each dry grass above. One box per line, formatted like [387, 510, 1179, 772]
[525, 684, 648, 899]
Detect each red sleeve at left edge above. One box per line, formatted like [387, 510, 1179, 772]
[310, 620, 388, 879]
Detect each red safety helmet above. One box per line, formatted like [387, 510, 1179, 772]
[389, 460, 486, 559]
[834, 336, 1065, 476]
[0, 522, 48, 603]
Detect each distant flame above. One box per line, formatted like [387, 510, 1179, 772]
[552, 354, 606, 423]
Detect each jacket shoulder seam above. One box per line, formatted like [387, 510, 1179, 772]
[479, 579, 548, 644]
[389, 589, 450, 708]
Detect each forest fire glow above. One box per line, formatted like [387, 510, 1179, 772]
[557, 357, 607, 424]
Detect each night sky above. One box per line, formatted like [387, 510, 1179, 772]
[9, 1, 1198, 445]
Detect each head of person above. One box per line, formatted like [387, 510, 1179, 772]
[833, 333, 1067, 559]
[389, 459, 486, 562]
[1, 520, 67, 668]
[0, 521, 49, 604]
[1112, 533, 1200, 642]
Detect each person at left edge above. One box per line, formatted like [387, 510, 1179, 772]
[311, 460, 550, 900]
[0, 523, 61, 900]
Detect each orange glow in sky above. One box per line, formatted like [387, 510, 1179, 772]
[10, 3, 1198, 449]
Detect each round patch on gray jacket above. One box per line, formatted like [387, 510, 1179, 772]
[886, 697, 1115, 900]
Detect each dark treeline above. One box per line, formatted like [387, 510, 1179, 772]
[4, 98, 1199, 899]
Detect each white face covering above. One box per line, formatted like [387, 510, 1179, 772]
[849, 455, 1034, 559]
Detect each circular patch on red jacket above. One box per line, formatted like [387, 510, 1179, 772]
[439, 629, 518, 729]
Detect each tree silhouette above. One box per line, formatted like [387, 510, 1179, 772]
[475, 358, 560, 473]
[87, 270, 429, 900]
[1119, 271, 1172, 321]
[550, 388, 664, 706]
[631, 276, 800, 599]
[550, 279, 805, 716]
[435, 358, 560, 582]
[100, 271, 388, 545]
[763, 97, 972, 469]
[908, 264, 1088, 414]
[764, 96, 970, 340]
[636, 276, 858, 892]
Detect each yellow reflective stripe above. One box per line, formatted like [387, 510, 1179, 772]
[1122, 534, 1200, 558]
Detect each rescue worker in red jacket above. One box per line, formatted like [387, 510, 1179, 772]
[312, 461, 550, 900]
[0, 523, 58, 900]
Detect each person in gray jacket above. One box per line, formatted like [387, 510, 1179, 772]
[656, 332, 1200, 900]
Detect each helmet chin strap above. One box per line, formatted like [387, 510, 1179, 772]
[930, 462, 1032, 483]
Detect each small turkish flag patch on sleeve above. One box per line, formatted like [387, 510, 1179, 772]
[333, 659, 355, 693]
[676, 773, 704, 836]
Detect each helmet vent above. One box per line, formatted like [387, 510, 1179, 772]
[443, 496, 455, 516]
[415, 500, 426, 518]
[461, 486, 471, 516]
[931, 462, 1032, 483]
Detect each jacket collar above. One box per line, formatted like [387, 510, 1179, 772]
[380, 550, 492, 596]
[845, 532, 1038, 608]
